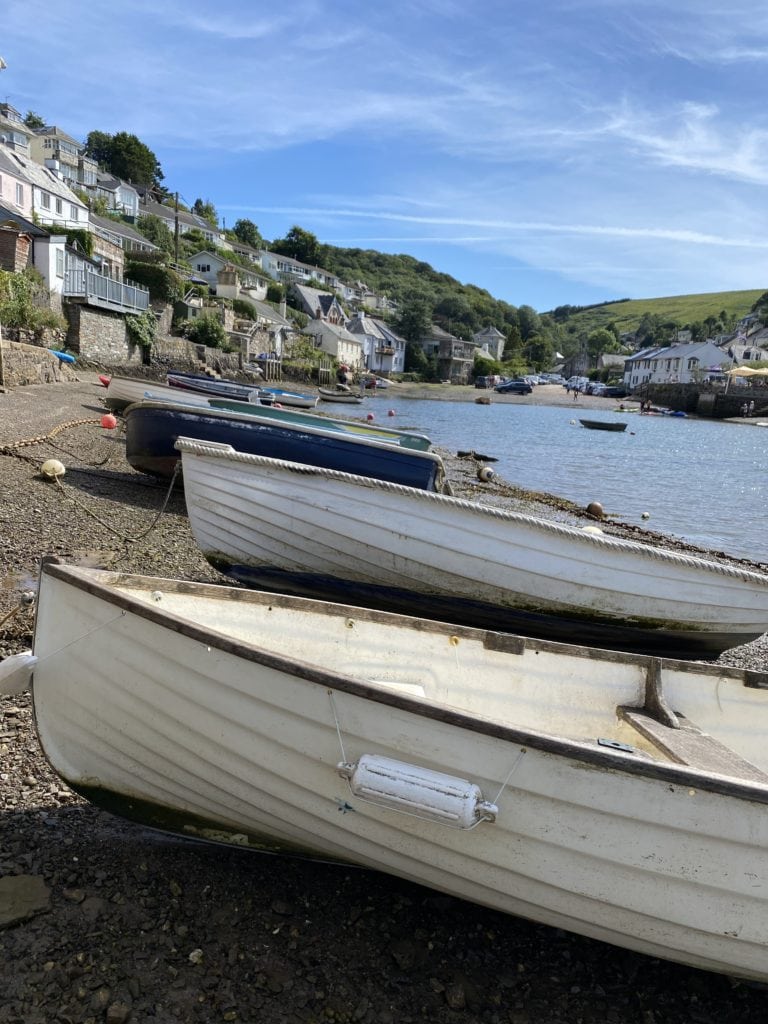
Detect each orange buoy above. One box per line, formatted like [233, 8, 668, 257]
[101, 414, 118, 429]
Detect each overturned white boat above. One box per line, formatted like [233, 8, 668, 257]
[175, 439, 768, 658]
[18, 561, 768, 982]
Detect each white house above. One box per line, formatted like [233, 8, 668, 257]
[0, 146, 34, 219]
[623, 341, 729, 389]
[303, 319, 364, 368]
[90, 173, 140, 219]
[473, 324, 506, 362]
[345, 311, 406, 374]
[259, 250, 342, 291]
[0, 148, 88, 230]
[188, 250, 269, 299]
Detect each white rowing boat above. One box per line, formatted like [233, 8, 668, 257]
[12, 560, 768, 983]
[176, 440, 768, 658]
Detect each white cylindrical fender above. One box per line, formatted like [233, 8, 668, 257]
[337, 754, 497, 828]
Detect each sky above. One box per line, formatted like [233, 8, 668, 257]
[3, 0, 768, 312]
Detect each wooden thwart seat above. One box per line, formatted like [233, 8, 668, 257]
[618, 706, 768, 784]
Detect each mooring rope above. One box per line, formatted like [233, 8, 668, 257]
[51, 461, 182, 561]
[0, 417, 103, 456]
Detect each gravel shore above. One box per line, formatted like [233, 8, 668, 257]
[1, 373, 766, 1023]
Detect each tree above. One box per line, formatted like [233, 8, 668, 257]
[183, 311, 228, 348]
[232, 218, 263, 249]
[192, 198, 218, 227]
[136, 214, 175, 254]
[84, 130, 163, 187]
[23, 111, 45, 130]
[271, 225, 322, 267]
[503, 324, 523, 359]
[394, 300, 432, 344]
[517, 305, 541, 341]
[586, 328, 618, 363]
[524, 333, 554, 370]
[404, 341, 428, 374]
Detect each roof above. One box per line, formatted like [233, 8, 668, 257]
[292, 283, 344, 318]
[346, 313, 388, 341]
[89, 212, 159, 249]
[0, 202, 49, 237]
[474, 325, 505, 339]
[1, 149, 87, 207]
[304, 319, 361, 345]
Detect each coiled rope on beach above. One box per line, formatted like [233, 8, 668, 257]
[0, 417, 103, 461]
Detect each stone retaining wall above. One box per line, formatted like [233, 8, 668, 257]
[0, 340, 78, 387]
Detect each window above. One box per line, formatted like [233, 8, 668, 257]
[40, 192, 51, 209]
[15, 183, 23, 205]
[0, 174, 2, 196]
[70, 205, 78, 221]
[55, 249, 64, 277]
[55, 198, 62, 214]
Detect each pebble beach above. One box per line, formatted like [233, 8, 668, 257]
[1, 372, 766, 1024]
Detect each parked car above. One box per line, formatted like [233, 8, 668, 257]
[603, 385, 628, 398]
[363, 376, 390, 390]
[495, 378, 533, 395]
[585, 382, 607, 395]
[475, 376, 493, 388]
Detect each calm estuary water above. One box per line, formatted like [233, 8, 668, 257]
[348, 395, 767, 563]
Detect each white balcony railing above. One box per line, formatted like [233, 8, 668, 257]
[64, 267, 150, 313]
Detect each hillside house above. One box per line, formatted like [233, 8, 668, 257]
[623, 341, 729, 389]
[0, 146, 35, 219]
[0, 103, 32, 158]
[419, 324, 475, 383]
[29, 125, 98, 189]
[88, 173, 140, 219]
[345, 311, 406, 375]
[188, 250, 269, 299]
[291, 284, 347, 323]
[89, 212, 160, 255]
[260, 250, 342, 292]
[473, 324, 505, 362]
[303, 319, 363, 368]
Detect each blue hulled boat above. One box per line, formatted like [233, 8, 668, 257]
[123, 399, 446, 491]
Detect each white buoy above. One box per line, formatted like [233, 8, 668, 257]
[641, 511, 650, 520]
[41, 458, 66, 479]
[582, 525, 604, 535]
[477, 465, 495, 482]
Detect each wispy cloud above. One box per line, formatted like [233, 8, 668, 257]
[5, 0, 768, 307]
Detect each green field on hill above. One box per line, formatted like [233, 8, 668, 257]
[554, 289, 766, 335]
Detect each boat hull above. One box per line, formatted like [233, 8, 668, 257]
[177, 442, 768, 658]
[30, 563, 768, 983]
[258, 387, 317, 409]
[579, 419, 627, 431]
[105, 377, 213, 412]
[318, 388, 364, 404]
[125, 403, 444, 490]
[208, 398, 432, 450]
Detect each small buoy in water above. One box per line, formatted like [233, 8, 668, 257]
[477, 465, 495, 482]
[582, 525, 604, 535]
[101, 413, 117, 429]
[569, 419, 576, 425]
[366, 413, 375, 422]
[41, 458, 66, 479]
[586, 501, 604, 519]
[641, 511, 650, 520]
[387, 409, 395, 417]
